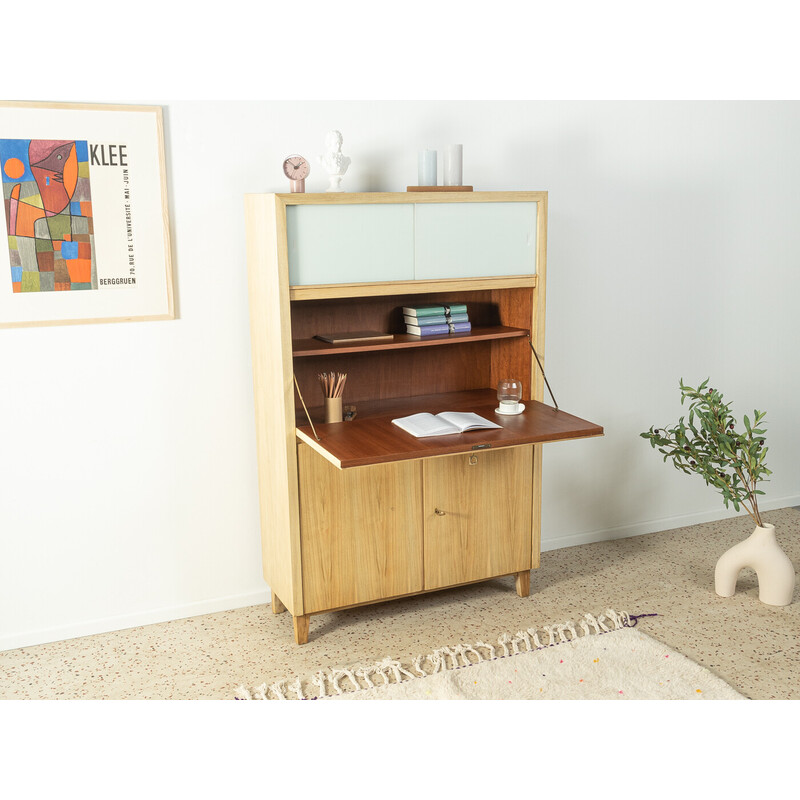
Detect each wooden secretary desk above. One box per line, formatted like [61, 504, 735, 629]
[245, 191, 602, 644]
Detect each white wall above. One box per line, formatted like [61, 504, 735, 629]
[2, 101, 799, 651]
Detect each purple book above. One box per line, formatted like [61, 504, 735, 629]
[406, 322, 472, 336]
[406, 324, 450, 336]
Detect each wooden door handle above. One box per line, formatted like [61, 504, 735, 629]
[434, 508, 447, 516]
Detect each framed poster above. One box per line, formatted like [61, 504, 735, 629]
[0, 101, 174, 328]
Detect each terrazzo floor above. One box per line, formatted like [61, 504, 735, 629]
[2, 508, 799, 700]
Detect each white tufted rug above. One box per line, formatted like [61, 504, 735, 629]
[235, 610, 745, 701]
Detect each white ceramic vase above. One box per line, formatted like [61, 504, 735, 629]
[714, 523, 795, 606]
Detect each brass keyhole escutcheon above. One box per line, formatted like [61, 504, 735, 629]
[434, 508, 446, 516]
[469, 455, 478, 465]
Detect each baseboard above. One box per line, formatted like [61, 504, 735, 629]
[0, 589, 269, 653]
[6, 499, 799, 652]
[541, 496, 800, 552]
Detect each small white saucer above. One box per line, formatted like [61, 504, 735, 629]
[495, 403, 525, 416]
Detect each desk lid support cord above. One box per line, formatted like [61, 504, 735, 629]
[293, 373, 321, 440]
[528, 335, 559, 411]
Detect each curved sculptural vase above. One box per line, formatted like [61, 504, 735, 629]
[715, 523, 795, 606]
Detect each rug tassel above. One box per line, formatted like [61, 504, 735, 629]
[377, 657, 415, 684]
[368, 658, 394, 684]
[269, 680, 288, 700]
[526, 628, 543, 649]
[357, 666, 376, 688]
[311, 671, 328, 697]
[433, 649, 449, 670]
[236, 609, 641, 699]
[374, 660, 392, 684]
[475, 641, 496, 659]
[605, 609, 629, 629]
[446, 646, 463, 668]
[330, 671, 345, 695]
[462, 643, 484, 664]
[556, 624, 571, 643]
[583, 614, 602, 634]
[412, 655, 427, 677]
[332, 668, 361, 693]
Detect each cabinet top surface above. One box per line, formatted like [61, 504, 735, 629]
[249, 190, 547, 206]
[296, 389, 602, 469]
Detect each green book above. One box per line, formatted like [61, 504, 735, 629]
[402, 303, 468, 317]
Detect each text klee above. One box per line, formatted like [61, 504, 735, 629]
[90, 144, 128, 167]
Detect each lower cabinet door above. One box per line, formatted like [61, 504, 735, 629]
[298, 444, 424, 614]
[423, 446, 533, 590]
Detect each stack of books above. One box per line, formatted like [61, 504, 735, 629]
[403, 303, 471, 337]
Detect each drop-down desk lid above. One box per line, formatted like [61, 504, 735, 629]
[295, 388, 603, 469]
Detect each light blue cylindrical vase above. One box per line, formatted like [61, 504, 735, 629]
[418, 149, 437, 186]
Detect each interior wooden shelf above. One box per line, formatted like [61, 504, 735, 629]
[295, 388, 604, 468]
[293, 325, 529, 357]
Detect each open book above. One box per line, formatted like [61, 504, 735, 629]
[391, 411, 502, 438]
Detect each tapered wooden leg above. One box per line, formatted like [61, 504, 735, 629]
[515, 570, 531, 597]
[293, 614, 310, 645]
[271, 593, 287, 614]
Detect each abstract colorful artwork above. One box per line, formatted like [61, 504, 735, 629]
[1, 138, 96, 293]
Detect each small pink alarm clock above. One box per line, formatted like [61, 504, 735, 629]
[283, 154, 310, 192]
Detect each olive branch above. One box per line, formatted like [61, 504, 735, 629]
[640, 379, 770, 527]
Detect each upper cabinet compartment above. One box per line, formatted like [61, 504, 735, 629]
[285, 196, 540, 288]
[287, 203, 414, 286]
[414, 202, 537, 280]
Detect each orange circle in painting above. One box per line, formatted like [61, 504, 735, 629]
[4, 157, 25, 179]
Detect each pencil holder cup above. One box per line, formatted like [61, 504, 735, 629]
[324, 396, 343, 423]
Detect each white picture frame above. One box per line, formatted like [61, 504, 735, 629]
[0, 101, 174, 328]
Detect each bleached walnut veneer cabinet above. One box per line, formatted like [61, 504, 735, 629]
[245, 191, 602, 644]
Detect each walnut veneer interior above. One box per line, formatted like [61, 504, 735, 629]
[291, 288, 534, 413]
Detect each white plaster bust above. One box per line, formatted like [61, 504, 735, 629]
[318, 130, 350, 192]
